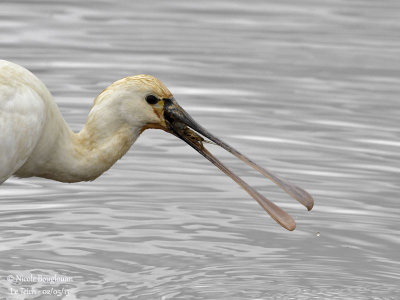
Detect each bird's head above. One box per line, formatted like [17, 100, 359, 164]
[93, 74, 313, 231]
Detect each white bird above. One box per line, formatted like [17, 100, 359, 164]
[0, 60, 313, 231]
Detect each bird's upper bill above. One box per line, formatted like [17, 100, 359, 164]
[149, 96, 314, 231]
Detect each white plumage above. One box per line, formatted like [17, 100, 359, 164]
[0, 60, 171, 183]
[0, 60, 48, 183]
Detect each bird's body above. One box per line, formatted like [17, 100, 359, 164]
[0, 60, 57, 183]
[0, 60, 313, 231]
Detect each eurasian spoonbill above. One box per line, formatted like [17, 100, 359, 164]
[0, 60, 313, 231]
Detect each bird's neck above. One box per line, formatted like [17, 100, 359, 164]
[15, 99, 143, 183]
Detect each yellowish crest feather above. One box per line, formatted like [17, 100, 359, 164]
[94, 74, 173, 105]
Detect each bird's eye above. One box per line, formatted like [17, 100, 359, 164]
[146, 95, 159, 105]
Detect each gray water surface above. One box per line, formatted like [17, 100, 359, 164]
[0, 1, 399, 299]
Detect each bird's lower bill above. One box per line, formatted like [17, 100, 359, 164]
[161, 98, 314, 231]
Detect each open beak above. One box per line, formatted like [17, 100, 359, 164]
[162, 98, 314, 231]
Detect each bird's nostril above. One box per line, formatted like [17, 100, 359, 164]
[174, 121, 185, 130]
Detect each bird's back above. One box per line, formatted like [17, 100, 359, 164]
[0, 60, 49, 183]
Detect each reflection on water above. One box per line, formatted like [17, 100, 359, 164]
[0, 0, 399, 299]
